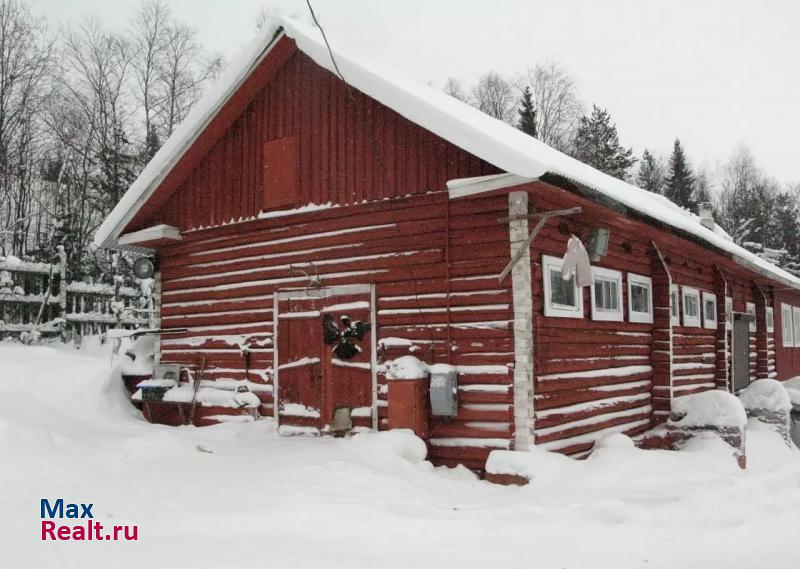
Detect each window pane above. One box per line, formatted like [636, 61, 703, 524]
[685, 295, 698, 317]
[551, 271, 576, 307]
[594, 277, 620, 311]
[670, 291, 678, 317]
[631, 284, 649, 313]
[705, 300, 715, 321]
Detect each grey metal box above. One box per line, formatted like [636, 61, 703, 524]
[153, 363, 182, 382]
[429, 369, 458, 417]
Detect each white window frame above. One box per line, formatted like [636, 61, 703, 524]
[590, 267, 623, 322]
[766, 307, 774, 333]
[702, 292, 717, 330]
[781, 303, 794, 347]
[670, 284, 680, 326]
[542, 254, 583, 319]
[725, 296, 733, 331]
[682, 286, 701, 328]
[746, 302, 757, 333]
[627, 273, 654, 324]
[793, 306, 800, 347]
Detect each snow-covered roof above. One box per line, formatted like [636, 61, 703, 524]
[94, 16, 800, 290]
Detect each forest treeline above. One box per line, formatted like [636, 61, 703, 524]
[447, 68, 800, 275]
[0, 0, 221, 279]
[1, 0, 797, 282]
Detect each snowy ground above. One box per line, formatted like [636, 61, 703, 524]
[2, 342, 800, 569]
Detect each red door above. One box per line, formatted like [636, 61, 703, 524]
[319, 293, 373, 431]
[276, 295, 323, 434]
[276, 288, 373, 435]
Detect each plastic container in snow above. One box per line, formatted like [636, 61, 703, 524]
[140, 386, 170, 401]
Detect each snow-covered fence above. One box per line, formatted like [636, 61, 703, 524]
[0, 254, 151, 341]
[63, 281, 150, 337]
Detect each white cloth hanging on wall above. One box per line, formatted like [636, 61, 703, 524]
[561, 235, 592, 288]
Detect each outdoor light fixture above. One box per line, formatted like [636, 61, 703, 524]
[587, 227, 611, 261]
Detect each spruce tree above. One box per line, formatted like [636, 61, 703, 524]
[636, 149, 664, 193]
[517, 86, 537, 138]
[693, 169, 713, 206]
[571, 104, 636, 181]
[664, 139, 696, 209]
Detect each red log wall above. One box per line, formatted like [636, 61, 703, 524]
[134, 35, 800, 469]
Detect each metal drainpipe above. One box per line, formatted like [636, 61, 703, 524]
[445, 192, 453, 365]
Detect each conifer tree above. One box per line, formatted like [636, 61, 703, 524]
[636, 149, 664, 193]
[517, 86, 537, 137]
[664, 139, 696, 209]
[571, 105, 636, 181]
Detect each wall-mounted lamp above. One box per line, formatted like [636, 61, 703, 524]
[587, 227, 611, 261]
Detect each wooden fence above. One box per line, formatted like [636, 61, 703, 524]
[0, 254, 150, 340]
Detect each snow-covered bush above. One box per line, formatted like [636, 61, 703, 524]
[739, 379, 791, 412]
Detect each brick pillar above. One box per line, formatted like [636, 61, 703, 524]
[508, 191, 535, 450]
[650, 243, 673, 424]
[713, 266, 730, 391]
[752, 282, 769, 380]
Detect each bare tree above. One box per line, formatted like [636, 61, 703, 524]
[0, 0, 51, 255]
[515, 59, 582, 151]
[471, 71, 515, 123]
[156, 21, 212, 138]
[130, 0, 169, 159]
[443, 77, 468, 103]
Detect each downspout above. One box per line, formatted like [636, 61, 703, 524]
[445, 192, 452, 365]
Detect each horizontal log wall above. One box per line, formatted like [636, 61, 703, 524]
[520, 180, 787, 456]
[157, 192, 515, 470]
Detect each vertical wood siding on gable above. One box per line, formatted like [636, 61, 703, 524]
[148, 52, 499, 232]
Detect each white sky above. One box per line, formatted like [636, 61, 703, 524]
[36, 0, 800, 186]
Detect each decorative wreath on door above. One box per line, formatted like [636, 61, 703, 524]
[322, 314, 371, 360]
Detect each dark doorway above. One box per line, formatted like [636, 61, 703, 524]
[732, 312, 753, 392]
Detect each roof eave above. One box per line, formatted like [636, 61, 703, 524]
[95, 27, 288, 250]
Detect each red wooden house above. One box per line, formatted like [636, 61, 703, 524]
[96, 17, 800, 470]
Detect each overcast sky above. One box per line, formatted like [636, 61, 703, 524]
[37, 0, 800, 186]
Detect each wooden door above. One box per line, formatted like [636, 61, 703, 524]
[732, 313, 751, 392]
[275, 287, 374, 434]
[276, 295, 323, 433]
[319, 293, 373, 431]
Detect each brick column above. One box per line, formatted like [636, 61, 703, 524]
[650, 242, 673, 424]
[508, 191, 534, 450]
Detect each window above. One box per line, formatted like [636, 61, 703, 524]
[590, 267, 623, 321]
[670, 284, 680, 326]
[682, 287, 701, 327]
[746, 302, 757, 333]
[782, 303, 794, 347]
[793, 307, 800, 346]
[766, 307, 774, 333]
[702, 292, 717, 329]
[628, 273, 653, 324]
[542, 255, 583, 318]
[725, 297, 733, 331]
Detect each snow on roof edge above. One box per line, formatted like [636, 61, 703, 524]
[93, 23, 286, 249]
[95, 15, 800, 290]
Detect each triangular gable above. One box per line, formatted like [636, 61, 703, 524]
[95, 16, 800, 290]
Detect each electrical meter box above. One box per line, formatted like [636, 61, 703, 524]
[429, 368, 458, 417]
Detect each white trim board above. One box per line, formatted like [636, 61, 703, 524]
[118, 224, 182, 246]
